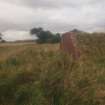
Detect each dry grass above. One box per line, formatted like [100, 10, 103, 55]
[0, 33, 105, 105]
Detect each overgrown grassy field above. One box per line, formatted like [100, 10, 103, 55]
[0, 33, 105, 105]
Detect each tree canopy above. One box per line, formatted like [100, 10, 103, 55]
[30, 28, 61, 43]
[0, 33, 5, 42]
[0, 33, 2, 40]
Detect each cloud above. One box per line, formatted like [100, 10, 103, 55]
[2, 30, 37, 41]
[8, 0, 102, 9]
[0, 0, 105, 35]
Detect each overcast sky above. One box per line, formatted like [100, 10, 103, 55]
[0, 0, 105, 33]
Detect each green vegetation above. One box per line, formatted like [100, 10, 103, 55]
[30, 27, 61, 43]
[0, 33, 105, 105]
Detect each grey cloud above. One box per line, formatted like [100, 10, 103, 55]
[2, 0, 104, 9]
[0, 0, 82, 9]
[0, 0, 105, 34]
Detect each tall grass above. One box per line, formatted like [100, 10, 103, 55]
[0, 33, 105, 105]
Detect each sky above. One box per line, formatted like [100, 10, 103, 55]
[0, 0, 105, 41]
[2, 30, 37, 41]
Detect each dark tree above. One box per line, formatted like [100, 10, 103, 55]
[0, 33, 2, 41]
[51, 33, 61, 43]
[30, 27, 43, 35]
[70, 29, 84, 34]
[30, 27, 61, 43]
[0, 33, 5, 43]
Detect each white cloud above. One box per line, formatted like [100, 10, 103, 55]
[2, 30, 37, 41]
[0, 0, 105, 35]
[0, 1, 34, 24]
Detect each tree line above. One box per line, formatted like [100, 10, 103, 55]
[30, 27, 61, 43]
[0, 33, 5, 42]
